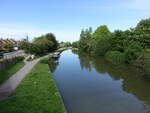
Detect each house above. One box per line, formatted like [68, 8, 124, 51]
[0, 38, 21, 51]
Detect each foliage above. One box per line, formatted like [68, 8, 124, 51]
[34, 33, 57, 52]
[23, 33, 58, 55]
[20, 41, 30, 50]
[0, 56, 24, 77]
[134, 18, 150, 48]
[124, 42, 143, 62]
[3, 42, 13, 52]
[44, 33, 58, 50]
[92, 25, 111, 39]
[106, 51, 126, 62]
[72, 41, 79, 48]
[77, 18, 150, 78]
[92, 37, 111, 56]
[78, 27, 93, 52]
[63, 42, 72, 47]
[141, 49, 150, 79]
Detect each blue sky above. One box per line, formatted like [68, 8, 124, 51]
[0, 0, 150, 42]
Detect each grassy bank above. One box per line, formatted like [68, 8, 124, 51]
[0, 61, 66, 113]
[0, 61, 25, 84]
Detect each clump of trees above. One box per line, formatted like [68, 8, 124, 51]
[77, 18, 150, 79]
[78, 27, 93, 52]
[21, 33, 58, 56]
[72, 41, 79, 48]
[3, 42, 13, 52]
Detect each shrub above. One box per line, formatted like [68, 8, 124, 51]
[142, 49, 150, 79]
[0, 56, 24, 72]
[106, 51, 126, 62]
[92, 38, 111, 56]
[124, 42, 143, 62]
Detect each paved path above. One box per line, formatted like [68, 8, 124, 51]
[4, 50, 25, 58]
[0, 58, 41, 100]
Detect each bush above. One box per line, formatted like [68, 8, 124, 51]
[72, 41, 79, 48]
[0, 56, 24, 72]
[106, 51, 126, 62]
[124, 42, 143, 62]
[142, 49, 150, 79]
[92, 38, 111, 56]
[23, 33, 58, 56]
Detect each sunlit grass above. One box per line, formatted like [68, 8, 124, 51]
[0, 62, 66, 113]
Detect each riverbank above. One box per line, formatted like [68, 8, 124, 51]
[0, 61, 25, 84]
[0, 61, 66, 113]
[72, 47, 150, 80]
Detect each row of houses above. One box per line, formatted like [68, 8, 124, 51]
[0, 38, 21, 51]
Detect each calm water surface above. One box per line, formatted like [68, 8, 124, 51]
[52, 50, 150, 113]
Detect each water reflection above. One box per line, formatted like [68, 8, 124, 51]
[49, 58, 59, 73]
[77, 51, 150, 112]
[53, 50, 150, 113]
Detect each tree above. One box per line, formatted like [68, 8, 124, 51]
[3, 42, 13, 52]
[34, 37, 53, 52]
[44, 33, 58, 50]
[63, 42, 71, 47]
[110, 30, 126, 52]
[134, 18, 150, 48]
[92, 25, 111, 39]
[92, 37, 111, 56]
[72, 41, 79, 48]
[22, 33, 58, 55]
[33, 33, 58, 53]
[78, 27, 93, 52]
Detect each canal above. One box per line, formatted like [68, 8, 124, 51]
[52, 50, 150, 113]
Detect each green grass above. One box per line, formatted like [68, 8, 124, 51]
[0, 61, 25, 84]
[0, 62, 66, 113]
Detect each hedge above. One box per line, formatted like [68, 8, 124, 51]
[0, 56, 24, 72]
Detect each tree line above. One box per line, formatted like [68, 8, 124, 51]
[72, 18, 150, 79]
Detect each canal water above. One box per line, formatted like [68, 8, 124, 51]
[52, 50, 150, 113]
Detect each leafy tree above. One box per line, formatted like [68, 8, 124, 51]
[92, 25, 111, 39]
[34, 37, 54, 54]
[106, 51, 126, 62]
[134, 18, 150, 48]
[44, 33, 58, 50]
[72, 41, 79, 48]
[28, 43, 42, 55]
[92, 37, 111, 56]
[78, 27, 93, 52]
[22, 33, 58, 55]
[76, 18, 150, 78]
[3, 42, 13, 52]
[124, 42, 143, 62]
[64, 42, 71, 47]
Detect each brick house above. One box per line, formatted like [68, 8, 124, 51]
[0, 38, 21, 51]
